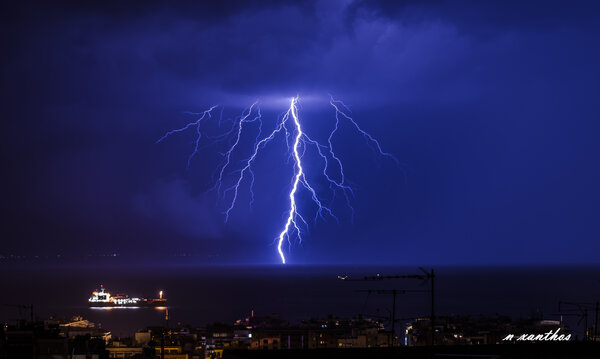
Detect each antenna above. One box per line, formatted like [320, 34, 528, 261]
[340, 268, 436, 346]
[558, 300, 599, 341]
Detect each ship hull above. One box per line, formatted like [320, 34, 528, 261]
[88, 300, 167, 308]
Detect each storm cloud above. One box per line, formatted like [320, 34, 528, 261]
[1, 1, 599, 264]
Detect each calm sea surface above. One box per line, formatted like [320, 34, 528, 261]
[1, 265, 599, 338]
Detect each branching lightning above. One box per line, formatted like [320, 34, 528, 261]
[157, 95, 397, 264]
[156, 105, 219, 169]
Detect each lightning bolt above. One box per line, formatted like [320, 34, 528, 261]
[157, 95, 396, 264]
[155, 105, 219, 169]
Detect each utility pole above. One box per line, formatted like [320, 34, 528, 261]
[558, 300, 598, 341]
[431, 269, 435, 345]
[355, 289, 427, 346]
[392, 289, 396, 346]
[595, 302, 599, 342]
[347, 267, 436, 346]
[161, 308, 169, 359]
[160, 330, 165, 359]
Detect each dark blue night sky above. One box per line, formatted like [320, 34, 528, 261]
[1, 1, 599, 265]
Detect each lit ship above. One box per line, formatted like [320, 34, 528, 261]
[88, 285, 167, 307]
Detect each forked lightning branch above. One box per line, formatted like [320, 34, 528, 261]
[157, 96, 397, 264]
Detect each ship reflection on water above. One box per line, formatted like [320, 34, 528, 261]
[89, 306, 168, 310]
[85, 288, 169, 334]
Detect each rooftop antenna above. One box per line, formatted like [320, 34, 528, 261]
[340, 267, 436, 346]
[558, 300, 599, 341]
[1, 304, 34, 325]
